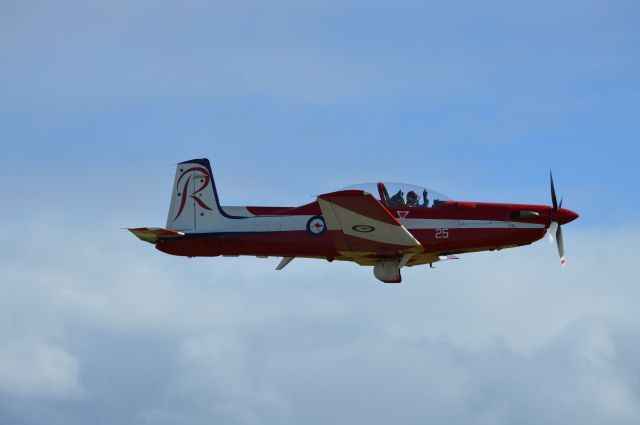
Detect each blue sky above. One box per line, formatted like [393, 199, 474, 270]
[1, 1, 639, 424]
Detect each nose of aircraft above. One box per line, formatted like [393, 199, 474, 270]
[555, 208, 579, 224]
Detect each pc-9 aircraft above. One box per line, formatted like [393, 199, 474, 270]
[130, 158, 579, 283]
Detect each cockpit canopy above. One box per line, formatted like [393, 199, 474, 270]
[342, 182, 450, 208]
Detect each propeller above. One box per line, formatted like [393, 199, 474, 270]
[548, 171, 566, 267]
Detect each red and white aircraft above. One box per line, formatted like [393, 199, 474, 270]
[130, 158, 579, 283]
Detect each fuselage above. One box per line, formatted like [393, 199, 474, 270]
[155, 200, 578, 266]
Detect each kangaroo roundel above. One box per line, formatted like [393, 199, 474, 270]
[306, 216, 326, 235]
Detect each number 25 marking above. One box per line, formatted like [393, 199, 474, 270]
[435, 228, 449, 239]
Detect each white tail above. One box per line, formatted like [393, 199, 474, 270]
[166, 158, 233, 231]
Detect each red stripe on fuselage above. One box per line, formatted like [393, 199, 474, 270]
[245, 203, 321, 216]
[156, 230, 338, 258]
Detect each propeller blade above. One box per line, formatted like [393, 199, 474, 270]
[550, 171, 558, 210]
[547, 173, 571, 267]
[548, 221, 558, 242]
[556, 224, 565, 267]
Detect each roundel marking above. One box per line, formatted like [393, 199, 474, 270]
[352, 224, 375, 233]
[306, 216, 326, 236]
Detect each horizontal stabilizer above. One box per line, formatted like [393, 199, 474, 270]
[129, 227, 185, 244]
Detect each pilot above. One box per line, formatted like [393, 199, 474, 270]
[406, 190, 420, 207]
[422, 189, 429, 207]
[388, 190, 405, 206]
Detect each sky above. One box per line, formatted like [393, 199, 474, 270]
[1, 0, 639, 424]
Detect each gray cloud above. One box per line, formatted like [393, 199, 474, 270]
[1, 220, 639, 424]
[0, 340, 83, 400]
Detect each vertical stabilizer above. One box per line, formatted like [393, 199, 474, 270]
[166, 158, 227, 231]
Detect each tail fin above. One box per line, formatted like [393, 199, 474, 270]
[166, 158, 229, 231]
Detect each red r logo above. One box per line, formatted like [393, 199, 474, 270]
[172, 167, 213, 222]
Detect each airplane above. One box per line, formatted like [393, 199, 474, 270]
[129, 158, 579, 283]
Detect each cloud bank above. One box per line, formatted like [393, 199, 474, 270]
[1, 221, 639, 424]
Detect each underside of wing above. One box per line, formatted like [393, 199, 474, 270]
[317, 190, 424, 263]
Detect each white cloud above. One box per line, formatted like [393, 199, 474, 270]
[0, 340, 84, 399]
[1, 220, 639, 424]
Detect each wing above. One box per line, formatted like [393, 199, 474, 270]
[129, 227, 184, 244]
[317, 190, 424, 263]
